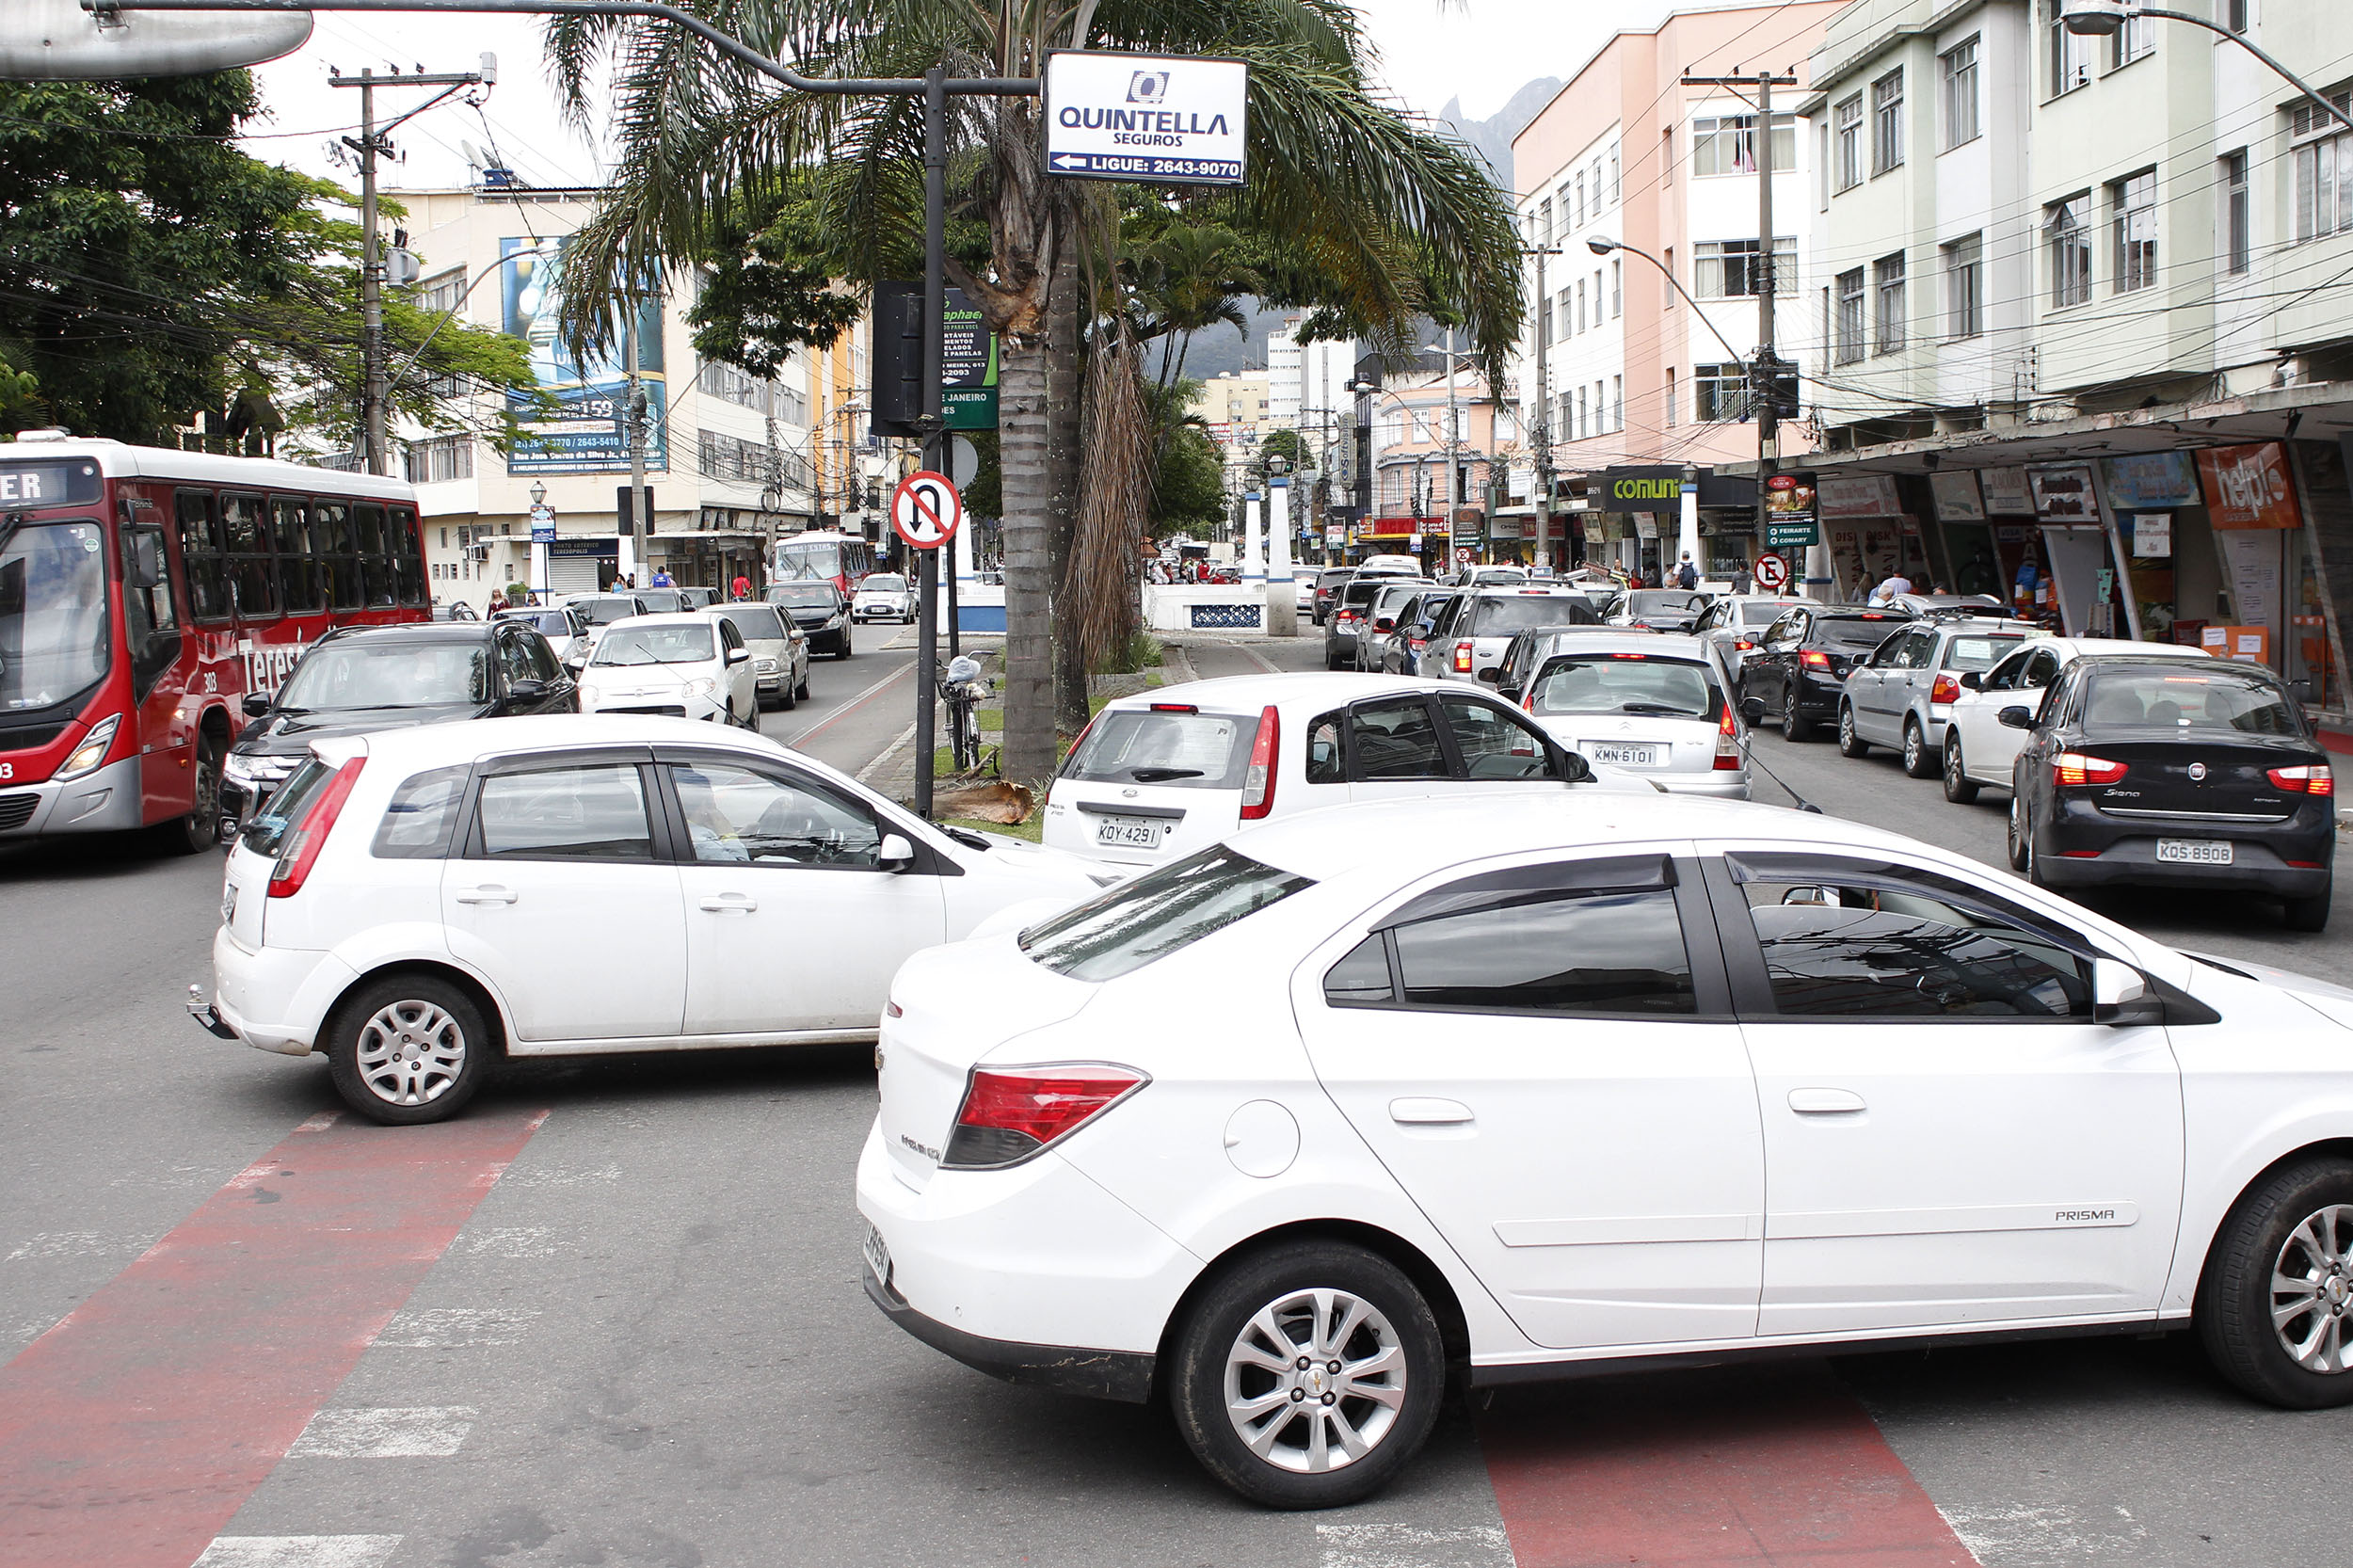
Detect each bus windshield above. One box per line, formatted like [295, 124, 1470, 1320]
[0, 520, 110, 712]
[774, 541, 842, 581]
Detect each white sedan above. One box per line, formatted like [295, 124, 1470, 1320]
[193, 715, 1108, 1124]
[1940, 636, 2212, 802]
[579, 612, 758, 727]
[863, 789, 2353, 1508]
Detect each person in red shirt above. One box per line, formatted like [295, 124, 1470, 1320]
[731, 572, 752, 600]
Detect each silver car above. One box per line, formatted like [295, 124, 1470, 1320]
[1689, 594, 1811, 680]
[698, 600, 811, 711]
[1353, 580, 1433, 672]
[1515, 632, 1754, 799]
[1417, 587, 1603, 687]
[1837, 616, 2044, 777]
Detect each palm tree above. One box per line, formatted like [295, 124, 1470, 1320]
[547, 0, 1524, 787]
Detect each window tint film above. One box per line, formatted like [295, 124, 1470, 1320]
[1529, 655, 1720, 721]
[1943, 634, 2026, 672]
[1391, 888, 1694, 1015]
[1021, 844, 1314, 984]
[1060, 709, 1252, 790]
[1440, 696, 1559, 780]
[2082, 667, 2303, 736]
[374, 764, 469, 858]
[1322, 933, 1394, 1005]
[664, 760, 880, 868]
[1349, 697, 1447, 780]
[477, 763, 655, 860]
[1305, 710, 1346, 785]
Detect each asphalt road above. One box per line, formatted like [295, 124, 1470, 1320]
[4, 632, 2350, 1568]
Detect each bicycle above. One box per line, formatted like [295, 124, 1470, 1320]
[940, 654, 988, 773]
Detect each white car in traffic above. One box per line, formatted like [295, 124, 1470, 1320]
[1508, 632, 1753, 798]
[1940, 636, 2213, 803]
[1040, 674, 1625, 870]
[853, 572, 917, 623]
[579, 612, 759, 727]
[193, 715, 1107, 1124]
[863, 790, 2353, 1507]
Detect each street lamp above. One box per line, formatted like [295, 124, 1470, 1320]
[2060, 2, 2353, 134]
[529, 480, 547, 507]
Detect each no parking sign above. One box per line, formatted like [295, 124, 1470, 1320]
[1753, 552, 1789, 590]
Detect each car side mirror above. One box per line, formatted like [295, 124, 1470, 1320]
[1373, 616, 1395, 632]
[1997, 704, 2037, 730]
[1557, 747, 1594, 783]
[241, 693, 271, 718]
[878, 832, 915, 872]
[1741, 695, 1766, 724]
[1476, 665, 1502, 683]
[726, 647, 751, 665]
[2093, 957, 2165, 1027]
[1497, 682, 1521, 703]
[505, 678, 547, 703]
[1959, 670, 1982, 690]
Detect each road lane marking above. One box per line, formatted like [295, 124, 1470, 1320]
[376, 1305, 541, 1348]
[4, 1230, 144, 1261]
[783, 657, 915, 750]
[1478, 1364, 1981, 1567]
[458, 1225, 562, 1257]
[1319, 1522, 1517, 1567]
[288, 1405, 478, 1458]
[0, 1109, 545, 1568]
[192, 1537, 405, 1567]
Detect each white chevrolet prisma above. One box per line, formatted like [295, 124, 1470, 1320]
[861, 791, 2353, 1508]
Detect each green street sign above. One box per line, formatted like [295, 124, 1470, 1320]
[1766, 520, 1818, 549]
[941, 294, 998, 431]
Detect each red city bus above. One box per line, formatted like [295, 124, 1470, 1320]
[770, 529, 874, 595]
[0, 433, 428, 852]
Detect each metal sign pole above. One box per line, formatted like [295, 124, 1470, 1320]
[913, 64, 946, 820]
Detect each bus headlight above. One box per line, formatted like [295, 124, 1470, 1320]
[56, 715, 120, 781]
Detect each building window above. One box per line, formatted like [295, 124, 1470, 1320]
[2292, 91, 2353, 242]
[1871, 70, 1904, 175]
[1610, 259, 1622, 317]
[1664, 368, 1676, 427]
[1941, 38, 1980, 149]
[1576, 280, 1587, 334]
[1833, 95, 1864, 191]
[1693, 238, 1798, 298]
[2111, 168, 2157, 294]
[2228, 0, 2248, 31]
[1557, 288, 1572, 341]
[1873, 252, 1907, 355]
[1694, 363, 1748, 422]
[1834, 267, 1866, 363]
[2224, 151, 2251, 274]
[1662, 247, 1675, 308]
[1817, 120, 1831, 210]
[403, 434, 473, 484]
[1577, 387, 1589, 440]
[1943, 232, 1984, 339]
[2109, 14, 2153, 69]
[2047, 193, 2094, 307]
[1691, 113, 1798, 177]
[1538, 198, 1553, 246]
[1574, 173, 1586, 229]
[1609, 149, 1620, 202]
[2046, 0, 2092, 95]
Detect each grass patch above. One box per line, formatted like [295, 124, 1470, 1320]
[942, 814, 1043, 844]
[1095, 632, 1164, 676]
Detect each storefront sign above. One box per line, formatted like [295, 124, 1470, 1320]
[1979, 467, 2035, 515]
[1762, 472, 1817, 548]
[2027, 462, 2100, 524]
[2100, 451, 2199, 510]
[1592, 466, 1754, 512]
[1929, 471, 1984, 521]
[1817, 473, 1900, 520]
[2130, 513, 2171, 557]
[1583, 518, 1606, 544]
[1044, 52, 1248, 185]
[941, 287, 1000, 431]
[2196, 441, 2303, 530]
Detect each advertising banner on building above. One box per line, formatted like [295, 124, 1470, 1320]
[1817, 473, 1900, 520]
[1929, 470, 1984, 521]
[1591, 466, 1753, 512]
[501, 238, 668, 475]
[1978, 467, 2034, 514]
[2196, 442, 2304, 530]
[1763, 472, 1817, 549]
[2101, 451, 2200, 510]
[1044, 52, 1247, 185]
[2027, 462, 2100, 524]
[941, 287, 999, 431]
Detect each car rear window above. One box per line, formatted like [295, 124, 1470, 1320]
[1625, 591, 1705, 616]
[2082, 668, 2304, 736]
[1942, 634, 2026, 671]
[1471, 596, 1597, 635]
[1739, 600, 1793, 625]
[1061, 708, 1253, 789]
[576, 597, 639, 625]
[1819, 616, 1906, 648]
[1529, 654, 1721, 720]
[1340, 580, 1388, 610]
[239, 757, 333, 859]
[1021, 844, 1315, 983]
[715, 605, 788, 641]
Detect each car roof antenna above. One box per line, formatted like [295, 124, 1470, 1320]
[1744, 749, 1824, 814]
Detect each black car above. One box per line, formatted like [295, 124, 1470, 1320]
[766, 581, 855, 658]
[218, 621, 577, 837]
[1737, 604, 1913, 741]
[2002, 656, 2335, 929]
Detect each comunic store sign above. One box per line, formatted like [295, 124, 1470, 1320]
[1591, 466, 1755, 513]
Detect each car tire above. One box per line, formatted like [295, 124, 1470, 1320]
[1943, 731, 1980, 804]
[2199, 1157, 2353, 1408]
[2007, 792, 2032, 872]
[1837, 703, 1869, 758]
[324, 973, 490, 1127]
[1168, 1241, 1445, 1511]
[1901, 717, 1936, 778]
[2020, 806, 2054, 888]
[795, 673, 811, 702]
[1780, 686, 1810, 742]
[2286, 884, 2332, 933]
[836, 633, 854, 661]
[1325, 648, 1345, 672]
[153, 729, 224, 856]
[777, 676, 799, 712]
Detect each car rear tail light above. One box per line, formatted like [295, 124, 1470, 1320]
[1800, 649, 1833, 670]
[2054, 752, 2128, 788]
[2288, 859, 2325, 869]
[2268, 764, 2335, 796]
[1929, 674, 1961, 704]
[1240, 704, 1280, 820]
[1149, 702, 1199, 714]
[2060, 849, 2103, 858]
[1337, 609, 1359, 624]
[1733, 638, 1755, 651]
[1714, 704, 1742, 770]
[266, 757, 365, 899]
[1453, 640, 1474, 674]
[942, 1064, 1149, 1169]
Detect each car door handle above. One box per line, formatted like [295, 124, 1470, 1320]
[1788, 1087, 1867, 1115]
[454, 886, 518, 905]
[1389, 1097, 1474, 1126]
[698, 894, 759, 914]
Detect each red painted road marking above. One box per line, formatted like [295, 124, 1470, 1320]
[1480, 1364, 1979, 1568]
[0, 1108, 546, 1568]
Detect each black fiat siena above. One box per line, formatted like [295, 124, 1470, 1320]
[2002, 655, 2336, 929]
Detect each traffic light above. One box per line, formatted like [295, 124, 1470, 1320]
[870, 280, 925, 438]
[1753, 353, 1801, 420]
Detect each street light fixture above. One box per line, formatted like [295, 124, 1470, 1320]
[2059, 1, 2353, 134]
[529, 480, 547, 507]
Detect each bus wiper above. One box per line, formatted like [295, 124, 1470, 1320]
[1128, 766, 1204, 782]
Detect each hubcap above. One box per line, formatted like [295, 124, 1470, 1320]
[354, 1000, 467, 1106]
[2272, 1205, 2353, 1372]
[1222, 1287, 1406, 1474]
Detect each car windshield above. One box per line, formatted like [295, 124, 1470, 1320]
[575, 597, 640, 626]
[860, 575, 906, 593]
[591, 625, 715, 666]
[766, 585, 839, 609]
[635, 589, 686, 613]
[2083, 668, 2304, 735]
[1739, 600, 1795, 625]
[1061, 708, 1253, 789]
[277, 638, 489, 710]
[1021, 844, 1316, 983]
[1625, 590, 1706, 616]
[0, 520, 109, 712]
[713, 605, 788, 641]
[1943, 633, 2028, 671]
[1819, 616, 1906, 648]
[500, 611, 572, 636]
[1529, 654, 1721, 719]
[1473, 595, 1597, 634]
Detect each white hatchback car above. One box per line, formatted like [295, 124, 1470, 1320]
[864, 790, 2353, 1508]
[1509, 632, 1753, 798]
[853, 572, 917, 624]
[579, 613, 758, 727]
[1039, 674, 1624, 870]
[1940, 636, 2213, 803]
[193, 715, 1107, 1124]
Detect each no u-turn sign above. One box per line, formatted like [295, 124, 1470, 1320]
[890, 471, 964, 550]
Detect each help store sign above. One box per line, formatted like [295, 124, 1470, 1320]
[1044, 52, 1248, 186]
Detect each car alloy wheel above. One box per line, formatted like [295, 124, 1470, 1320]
[1222, 1287, 1407, 1476]
[1902, 718, 1935, 778]
[1943, 732, 1980, 804]
[2270, 1205, 2353, 1373]
[2200, 1158, 2353, 1408]
[328, 975, 488, 1126]
[1780, 683, 1809, 742]
[2006, 792, 2031, 872]
[1837, 703, 1868, 758]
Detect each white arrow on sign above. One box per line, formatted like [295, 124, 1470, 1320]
[1050, 152, 1091, 169]
[890, 471, 965, 551]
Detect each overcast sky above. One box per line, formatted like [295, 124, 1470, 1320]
[244, 1, 1684, 190]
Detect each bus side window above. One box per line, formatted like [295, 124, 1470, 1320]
[272, 497, 325, 614]
[391, 506, 425, 607]
[355, 503, 394, 607]
[314, 500, 360, 610]
[174, 489, 230, 623]
[221, 492, 277, 619]
[120, 524, 182, 700]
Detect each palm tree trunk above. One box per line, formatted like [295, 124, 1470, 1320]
[997, 330, 1057, 788]
[1047, 240, 1091, 737]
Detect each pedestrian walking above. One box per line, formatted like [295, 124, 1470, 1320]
[731, 571, 752, 600]
[1675, 552, 1700, 590]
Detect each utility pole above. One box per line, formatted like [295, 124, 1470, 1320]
[1441, 327, 1462, 568]
[1680, 68, 1797, 579]
[622, 298, 648, 584]
[1527, 245, 1560, 569]
[329, 59, 492, 476]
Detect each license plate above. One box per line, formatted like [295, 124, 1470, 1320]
[2156, 839, 2233, 865]
[1095, 816, 1166, 849]
[1584, 744, 1659, 767]
[862, 1224, 892, 1288]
